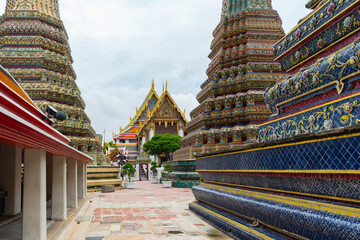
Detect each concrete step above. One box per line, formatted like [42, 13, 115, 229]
[87, 179, 123, 187]
[87, 167, 120, 173]
[87, 172, 118, 178]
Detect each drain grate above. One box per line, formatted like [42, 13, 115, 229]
[100, 221, 122, 224]
[168, 230, 184, 234]
[76, 216, 94, 223]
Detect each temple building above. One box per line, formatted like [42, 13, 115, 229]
[0, 0, 107, 164]
[174, 0, 287, 162]
[191, 0, 360, 239]
[112, 81, 187, 180]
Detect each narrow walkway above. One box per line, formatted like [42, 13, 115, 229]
[58, 181, 231, 240]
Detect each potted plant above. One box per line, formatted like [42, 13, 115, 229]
[162, 163, 173, 188]
[122, 162, 136, 189]
[150, 161, 160, 184]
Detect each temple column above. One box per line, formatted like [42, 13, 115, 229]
[0, 145, 22, 215]
[67, 159, 78, 208]
[150, 126, 155, 162]
[23, 148, 46, 240]
[46, 154, 53, 201]
[77, 161, 86, 199]
[52, 155, 67, 220]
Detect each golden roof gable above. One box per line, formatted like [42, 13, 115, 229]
[136, 87, 188, 135]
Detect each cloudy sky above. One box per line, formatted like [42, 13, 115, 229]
[0, 1, 310, 141]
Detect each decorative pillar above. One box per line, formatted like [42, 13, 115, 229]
[23, 148, 46, 240]
[179, 128, 184, 137]
[0, 145, 22, 215]
[77, 161, 86, 199]
[52, 155, 67, 220]
[134, 164, 140, 181]
[141, 136, 146, 151]
[67, 159, 78, 208]
[150, 127, 154, 139]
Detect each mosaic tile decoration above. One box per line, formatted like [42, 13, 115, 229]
[259, 94, 360, 142]
[275, 0, 357, 63]
[200, 173, 360, 200]
[192, 185, 360, 240]
[277, 2, 360, 71]
[190, 201, 290, 240]
[266, 39, 360, 117]
[197, 134, 360, 171]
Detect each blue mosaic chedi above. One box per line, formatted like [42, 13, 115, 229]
[190, 0, 360, 239]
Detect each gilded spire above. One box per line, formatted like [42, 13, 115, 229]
[151, 79, 155, 91]
[6, 0, 61, 19]
[165, 79, 168, 92]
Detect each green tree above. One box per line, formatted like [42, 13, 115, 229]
[122, 162, 136, 182]
[150, 161, 161, 178]
[143, 134, 182, 162]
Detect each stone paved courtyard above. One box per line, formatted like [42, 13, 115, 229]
[57, 181, 232, 240]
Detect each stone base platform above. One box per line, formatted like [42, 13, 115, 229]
[161, 160, 201, 188]
[87, 166, 123, 192]
[161, 171, 200, 188]
[190, 201, 290, 240]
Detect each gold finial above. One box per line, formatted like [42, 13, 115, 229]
[136, 107, 139, 116]
[120, 126, 123, 133]
[166, 79, 168, 92]
[162, 82, 164, 93]
[151, 79, 155, 90]
[130, 116, 134, 125]
[183, 108, 186, 116]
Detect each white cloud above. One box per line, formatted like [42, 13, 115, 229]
[0, 1, 311, 141]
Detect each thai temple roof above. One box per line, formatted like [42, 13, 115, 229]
[136, 83, 188, 135]
[114, 81, 187, 139]
[0, 65, 35, 108]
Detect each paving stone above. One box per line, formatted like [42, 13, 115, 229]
[61, 181, 232, 240]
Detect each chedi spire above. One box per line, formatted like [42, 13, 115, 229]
[174, 0, 286, 159]
[222, 0, 273, 17]
[0, 0, 106, 163]
[6, 0, 60, 19]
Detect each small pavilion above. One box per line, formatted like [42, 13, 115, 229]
[0, 66, 92, 239]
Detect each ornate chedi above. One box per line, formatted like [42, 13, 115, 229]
[0, 0, 107, 163]
[191, 0, 360, 239]
[173, 0, 286, 162]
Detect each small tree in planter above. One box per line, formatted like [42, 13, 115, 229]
[150, 161, 160, 184]
[122, 162, 136, 189]
[162, 163, 173, 188]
